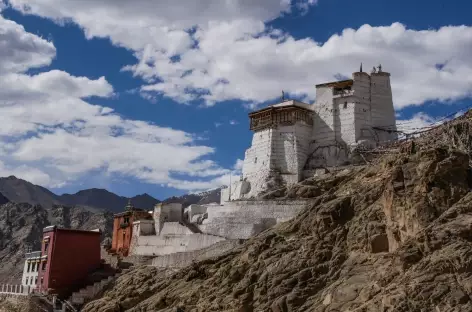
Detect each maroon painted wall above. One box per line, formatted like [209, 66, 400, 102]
[37, 227, 101, 294]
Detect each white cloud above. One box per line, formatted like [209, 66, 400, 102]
[0, 14, 231, 191]
[0, 14, 55, 74]
[8, 0, 472, 109]
[233, 159, 244, 171]
[140, 22, 472, 108]
[396, 112, 436, 135]
[229, 120, 238, 125]
[0, 159, 54, 186]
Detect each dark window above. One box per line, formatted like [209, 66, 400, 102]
[343, 102, 348, 109]
[44, 241, 49, 254]
[42, 261, 46, 271]
[27, 262, 31, 272]
[35, 276, 38, 285]
[40, 277, 43, 285]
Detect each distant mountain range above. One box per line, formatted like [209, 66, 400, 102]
[0, 175, 222, 213]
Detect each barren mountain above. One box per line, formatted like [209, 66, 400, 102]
[0, 176, 62, 209]
[58, 189, 160, 213]
[83, 112, 472, 312]
[0, 177, 161, 213]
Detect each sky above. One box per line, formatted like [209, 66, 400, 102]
[0, 0, 471, 200]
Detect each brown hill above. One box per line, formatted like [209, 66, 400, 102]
[82, 111, 472, 312]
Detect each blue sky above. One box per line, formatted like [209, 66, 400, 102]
[0, 0, 471, 200]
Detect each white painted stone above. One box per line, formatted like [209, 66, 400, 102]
[153, 203, 183, 234]
[186, 204, 208, 223]
[132, 220, 155, 236]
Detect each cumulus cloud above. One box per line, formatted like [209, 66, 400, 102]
[233, 159, 244, 171]
[0, 14, 230, 191]
[396, 112, 437, 135]
[7, 0, 472, 109]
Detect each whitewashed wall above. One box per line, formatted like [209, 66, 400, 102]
[242, 128, 273, 177]
[132, 233, 225, 256]
[153, 203, 183, 234]
[370, 73, 396, 142]
[313, 86, 335, 144]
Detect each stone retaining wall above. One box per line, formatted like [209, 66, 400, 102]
[151, 240, 242, 268]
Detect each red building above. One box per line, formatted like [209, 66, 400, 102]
[37, 226, 101, 295]
[109, 200, 152, 257]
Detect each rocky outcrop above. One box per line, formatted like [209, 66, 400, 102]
[82, 141, 472, 311]
[0, 192, 9, 206]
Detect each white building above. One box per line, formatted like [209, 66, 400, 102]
[222, 65, 397, 201]
[21, 250, 41, 290]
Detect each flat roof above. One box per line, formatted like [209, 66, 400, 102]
[249, 100, 313, 116]
[43, 226, 102, 235]
[315, 79, 353, 88]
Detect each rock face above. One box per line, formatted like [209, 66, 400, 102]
[0, 203, 113, 284]
[0, 192, 8, 206]
[83, 136, 472, 310]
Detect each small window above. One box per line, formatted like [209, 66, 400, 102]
[343, 102, 347, 109]
[27, 262, 31, 272]
[44, 241, 49, 253]
[35, 276, 38, 285]
[254, 157, 257, 164]
[40, 277, 44, 285]
[42, 261, 47, 271]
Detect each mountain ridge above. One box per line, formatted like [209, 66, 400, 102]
[0, 176, 222, 213]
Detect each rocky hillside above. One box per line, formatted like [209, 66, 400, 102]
[0, 192, 8, 206]
[83, 112, 472, 311]
[0, 203, 113, 284]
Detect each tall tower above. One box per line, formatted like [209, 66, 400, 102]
[370, 67, 397, 142]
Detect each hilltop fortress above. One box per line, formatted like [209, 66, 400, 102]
[222, 65, 397, 201]
[107, 65, 398, 268]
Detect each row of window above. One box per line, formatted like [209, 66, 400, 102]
[27, 260, 47, 272]
[25, 276, 44, 286]
[25, 276, 38, 286]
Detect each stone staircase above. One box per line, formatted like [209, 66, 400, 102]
[66, 266, 134, 307]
